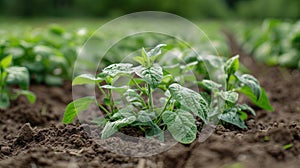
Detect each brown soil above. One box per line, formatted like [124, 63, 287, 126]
[1, 37, 300, 168]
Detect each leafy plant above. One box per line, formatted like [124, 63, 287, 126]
[1, 25, 91, 85]
[0, 55, 36, 109]
[237, 19, 300, 69]
[63, 44, 273, 144]
[199, 55, 273, 129]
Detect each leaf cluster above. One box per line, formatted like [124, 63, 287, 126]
[0, 55, 36, 109]
[0, 25, 91, 85]
[238, 19, 300, 69]
[63, 44, 273, 144]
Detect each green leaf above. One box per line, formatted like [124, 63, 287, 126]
[111, 105, 136, 120]
[100, 85, 129, 92]
[168, 83, 208, 123]
[200, 80, 222, 91]
[62, 96, 95, 124]
[92, 116, 107, 127]
[72, 74, 103, 85]
[45, 74, 63, 86]
[124, 89, 143, 103]
[238, 111, 248, 121]
[133, 56, 145, 66]
[282, 143, 293, 150]
[101, 63, 133, 77]
[6, 66, 30, 90]
[145, 122, 164, 141]
[236, 104, 256, 116]
[0, 55, 13, 68]
[218, 109, 247, 129]
[139, 44, 166, 67]
[135, 64, 163, 88]
[136, 110, 156, 122]
[224, 55, 239, 75]
[238, 87, 273, 111]
[219, 91, 239, 103]
[146, 44, 167, 57]
[14, 90, 36, 104]
[162, 110, 197, 144]
[0, 90, 10, 109]
[101, 116, 136, 139]
[237, 74, 261, 100]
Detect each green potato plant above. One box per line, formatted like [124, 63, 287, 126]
[63, 44, 273, 144]
[0, 55, 36, 109]
[238, 19, 300, 69]
[1, 25, 91, 85]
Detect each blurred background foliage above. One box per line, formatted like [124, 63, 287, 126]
[0, 0, 299, 19]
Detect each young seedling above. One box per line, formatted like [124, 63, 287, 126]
[0, 55, 36, 109]
[63, 45, 273, 144]
[198, 55, 273, 128]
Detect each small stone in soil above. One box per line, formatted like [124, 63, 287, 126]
[1, 146, 11, 155]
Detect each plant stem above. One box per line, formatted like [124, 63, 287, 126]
[130, 77, 147, 94]
[139, 126, 145, 132]
[95, 101, 111, 118]
[155, 96, 172, 124]
[96, 83, 108, 98]
[147, 84, 153, 111]
[108, 87, 115, 114]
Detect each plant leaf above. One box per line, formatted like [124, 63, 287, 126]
[0, 90, 10, 109]
[200, 80, 222, 91]
[133, 56, 145, 66]
[237, 74, 261, 100]
[101, 116, 136, 139]
[91, 116, 107, 127]
[236, 104, 256, 116]
[72, 74, 103, 85]
[218, 109, 247, 129]
[111, 105, 136, 120]
[219, 91, 239, 103]
[14, 90, 36, 104]
[101, 63, 133, 77]
[62, 96, 95, 124]
[136, 110, 156, 122]
[145, 122, 164, 141]
[100, 85, 129, 92]
[238, 86, 273, 111]
[162, 110, 197, 144]
[224, 55, 239, 75]
[0, 55, 13, 68]
[45, 74, 63, 86]
[135, 64, 163, 88]
[146, 44, 167, 57]
[6, 66, 30, 90]
[168, 83, 208, 123]
[124, 89, 143, 103]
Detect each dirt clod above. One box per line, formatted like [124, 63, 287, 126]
[1, 146, 11, 155]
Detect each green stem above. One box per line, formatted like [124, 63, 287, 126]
[147, 84, 153, 111]
[155, 96, 172, 124]
[108, 87, 115, 114]
[139, 126, 146, 132]
[96, 83, 108, 98]
[96, 101, 111, 118]
[226, 75, 230, 91]
[130, 77, 147, 94]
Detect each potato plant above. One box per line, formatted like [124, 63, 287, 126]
[0, 25, 91, 85]
[0, 55, 36, 109]
[63, 44, 273, 144]
[238, 19, 300, 68]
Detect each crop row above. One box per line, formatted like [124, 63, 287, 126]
[237, 19, 300, 68]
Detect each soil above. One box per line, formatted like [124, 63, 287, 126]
[1, 36, 300, 168]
